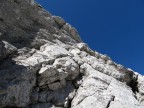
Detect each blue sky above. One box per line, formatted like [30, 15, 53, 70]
[36, 0, 144, 75]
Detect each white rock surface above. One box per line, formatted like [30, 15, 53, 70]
[0, 0, 144, 108]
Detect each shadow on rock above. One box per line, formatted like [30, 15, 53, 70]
[0, 57, 37, 108]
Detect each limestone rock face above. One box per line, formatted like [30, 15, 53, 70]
[0, 0, 144, 108]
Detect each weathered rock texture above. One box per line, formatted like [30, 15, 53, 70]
[0, 0, 144, 108]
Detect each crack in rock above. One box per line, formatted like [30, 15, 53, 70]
[106, 96, 115, 108]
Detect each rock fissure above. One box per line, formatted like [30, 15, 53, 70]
[0, 18, 4, 22]
[76, 93, 96, 106]
[129, 75, 139, 94]
[106, 96, 115, 108]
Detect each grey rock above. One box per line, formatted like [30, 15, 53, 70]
[0, 41, 17, 61]
[30, 88, 39, 104]
[52, 16, 66, 27]
[48, 79, 66, 91]
[28, 103, 52, 108]
[37, 82, 75, 107]
[63, 23, 81, 42]
[39, 65, 58, 78]
[72, 64, 140, 108]
[53, 57, 80, 80]
[0, 0, 144, 108]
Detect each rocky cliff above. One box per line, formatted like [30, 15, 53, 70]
[0, 0, 144, 108]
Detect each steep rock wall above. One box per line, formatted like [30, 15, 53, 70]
[0, 0, 144, 108]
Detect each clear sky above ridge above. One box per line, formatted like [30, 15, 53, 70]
[36, 0, 144, 75]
